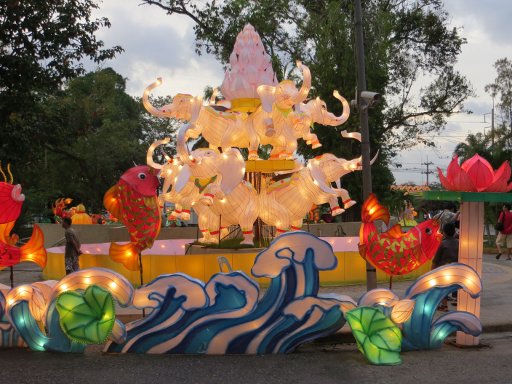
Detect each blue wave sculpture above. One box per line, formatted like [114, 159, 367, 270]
[4, 269, 134, 352]
[357, 263, 483, 352]
[106, 231, 355, 354]
[400, 264, 482, 351]
[0, 288, 25, 348]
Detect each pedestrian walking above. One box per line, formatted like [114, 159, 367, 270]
[495, 204, 512, 260]
[62, 217, 82, 274]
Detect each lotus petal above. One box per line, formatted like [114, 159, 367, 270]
[461, 154, 494, 191]
[438, 167, 455, 190]
[441, 156, 476, 191]
[484, 161, 511, 192]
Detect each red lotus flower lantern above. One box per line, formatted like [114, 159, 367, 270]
[438, 154, 512, 192]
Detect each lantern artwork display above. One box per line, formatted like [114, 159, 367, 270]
[103, 165, 161, 271]
[0, 233, 482, 361]
[4, 268, 133, 352]
[358, 194, 442, 275]
[0, 165, 47, 270]
[426, 153, 512, 346]
[70, 204, 93, 225]
[438, 154, 512, 192]
[143, 24, 365, 244]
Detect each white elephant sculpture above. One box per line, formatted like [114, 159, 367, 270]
[258, 132, 377, 233]
[148, 138, 259, 245]
[142, 62, 349, 160]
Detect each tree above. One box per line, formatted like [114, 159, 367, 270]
[456, 58, 512, 167]
[485, 57, 512, 128]
[0, 0, 123, 163]
[20, 69, 149, 214]
[141, 0, 473, 207]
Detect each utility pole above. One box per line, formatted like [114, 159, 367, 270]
[421, 158, 434, 186]
[354, 0, 377, 291]
[491, 97, 495, 147]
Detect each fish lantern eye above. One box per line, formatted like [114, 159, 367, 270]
[425, 228, 432, 235]
[138, 173, 146, 180]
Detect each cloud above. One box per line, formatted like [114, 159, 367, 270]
[444, 0, 512, 47]
[90, 0, 224, 96]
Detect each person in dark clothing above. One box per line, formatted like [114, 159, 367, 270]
[432, 222, 459, 311]
[432, 222, 459, 269]
[62, 217, 81, 275]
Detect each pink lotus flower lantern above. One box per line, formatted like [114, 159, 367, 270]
[438, 154, 512, 192]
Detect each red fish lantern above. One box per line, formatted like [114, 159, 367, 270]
[0, 165, 46, 269]
[359, 194, 442, 275]
[0, 182, 24, 224]
[104, 165, 161, 271]
[438, 154, 512, 192]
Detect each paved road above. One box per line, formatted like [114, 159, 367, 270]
[0, 332, 511, 384]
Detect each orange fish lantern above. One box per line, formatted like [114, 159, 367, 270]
[0, 221, 47, 268]
[359, 194, 442, 275]
[103, 165, 161, 271]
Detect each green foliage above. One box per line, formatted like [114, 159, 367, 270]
[56, 285, 116, 345]
[10, 69, 150, 214]
[0, 0, 123, 163]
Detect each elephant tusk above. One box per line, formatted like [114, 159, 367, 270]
[340, 130, 361, 142]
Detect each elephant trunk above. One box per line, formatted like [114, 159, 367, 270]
[292, 61, 311, 105]
[143, 78, 168, 118]
[146, 138, 171, 171]
[177, 123, 197, 166]
[332, 90, 351, 125]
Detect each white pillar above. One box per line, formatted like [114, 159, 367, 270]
[456, 201, 484, 346]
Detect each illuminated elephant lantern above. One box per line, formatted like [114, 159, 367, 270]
[143, 82, 261, 156]
[147, 140, 228, 244]
[255, 62, 350, 159]
[258, 132, 376, 233]
[154, 137, 259, 245]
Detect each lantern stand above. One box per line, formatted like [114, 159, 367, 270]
[244, 160, 296, 247]
[10, 266, 14, 288]
[423, 190, 512, 346]
[138, 252, 146, 317]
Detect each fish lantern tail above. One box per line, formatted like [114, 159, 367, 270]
[361, 194, 390, 225]
[109, 242, 141, 271]
[20, 224, 47, 268]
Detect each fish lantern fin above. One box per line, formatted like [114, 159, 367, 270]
[103, 185, 123, 220]
[109, 242, 140, 271]
[386, 224, 404, 239]
[20, 224, 47, 268]
[0, 222, 15, 244]
[361, 194, 390, 224]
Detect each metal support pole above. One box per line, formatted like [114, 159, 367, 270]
[354, 0, 377, 290]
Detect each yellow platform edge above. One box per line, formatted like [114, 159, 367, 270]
[44, 251, 431, 287]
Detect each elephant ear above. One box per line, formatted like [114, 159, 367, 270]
[308, 157, 338, 196]
[219, 148, 245, 195]
[174, 163, 192, 194]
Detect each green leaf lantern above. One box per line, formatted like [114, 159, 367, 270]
[56, 285, 116, 344]
[346, 307, 402, 365]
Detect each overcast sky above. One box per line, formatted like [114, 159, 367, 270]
[90, 1, 512, 185]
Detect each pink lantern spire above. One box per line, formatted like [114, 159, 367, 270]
[220, 24, 277, 101]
